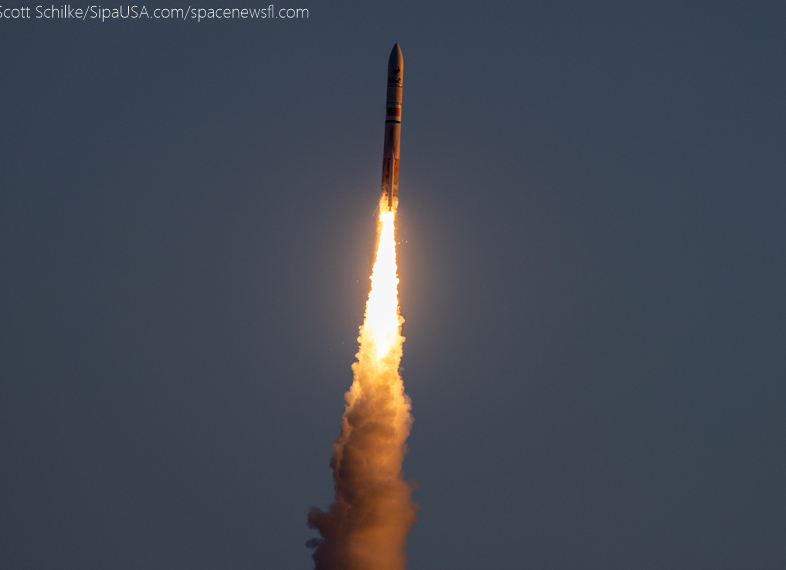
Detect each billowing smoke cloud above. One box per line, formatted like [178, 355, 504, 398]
[307, 210, 417, 570]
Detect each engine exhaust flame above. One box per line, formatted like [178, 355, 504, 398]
[307, 203, 417, 570]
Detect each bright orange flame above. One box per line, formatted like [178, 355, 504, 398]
[307, 201, 416, 570]
[363, 209, 402, 359]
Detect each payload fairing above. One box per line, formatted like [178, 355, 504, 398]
[380, 44, 403, 212]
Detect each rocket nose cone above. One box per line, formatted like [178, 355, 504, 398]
[388, 44, 403, 84]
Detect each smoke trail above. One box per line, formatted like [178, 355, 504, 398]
[307, 207, 417, 570]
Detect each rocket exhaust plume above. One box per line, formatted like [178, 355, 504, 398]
[307, 44, 416, 570]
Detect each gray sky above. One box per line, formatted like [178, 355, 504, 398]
[1, 2, 784, 568]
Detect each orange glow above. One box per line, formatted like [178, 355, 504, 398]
[363, 209, 402, 360]
[308, 199, 416, 570]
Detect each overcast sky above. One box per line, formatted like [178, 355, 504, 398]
[1, 2, 785, 569]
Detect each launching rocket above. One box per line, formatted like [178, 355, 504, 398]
[380, 44, 403, 212]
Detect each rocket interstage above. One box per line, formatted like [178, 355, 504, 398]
[381, 43, 403, 213]
[307, 45, 416, 570]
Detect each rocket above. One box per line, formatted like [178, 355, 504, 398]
[380, 44, 403, 212]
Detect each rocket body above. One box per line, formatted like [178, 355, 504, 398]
[381, 44, 403, 212]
